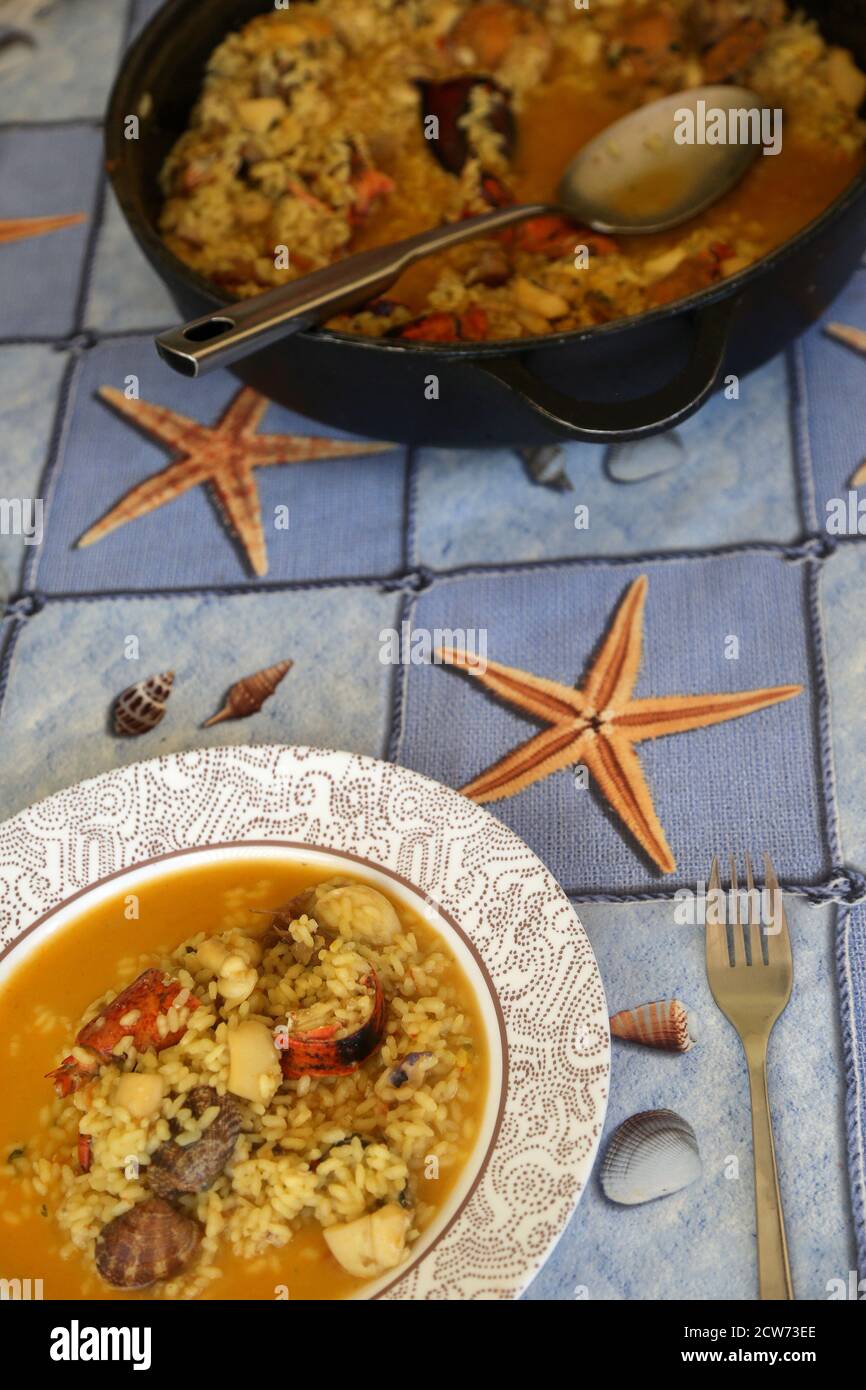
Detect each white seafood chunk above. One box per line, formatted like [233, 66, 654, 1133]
[227, 1020, 281, 1104]
[114, 1072, 165, 1119]
[323, 1203, 411, 1278]
[313, 884, 401, 945]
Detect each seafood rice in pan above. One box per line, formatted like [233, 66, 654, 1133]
[159, 0, 866, 343]
[0, 869, 485, 1299]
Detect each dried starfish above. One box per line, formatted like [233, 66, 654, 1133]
[825, 322, 866, 485]
[438, 576, 802, 874]
[78, 386, 392, 576]
[0, 212, 85, 244]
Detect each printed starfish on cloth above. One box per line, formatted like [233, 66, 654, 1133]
[77, 386, 392, 576]
[825, 322, 866, 484]
[0, 212, 85, 244]
[438, 576, 802, 874]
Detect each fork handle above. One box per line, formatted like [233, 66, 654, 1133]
[745, 1040, 793, 1299]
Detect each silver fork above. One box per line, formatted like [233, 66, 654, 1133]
[705, 852, 794, 1300]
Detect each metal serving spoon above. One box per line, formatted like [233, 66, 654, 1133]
[155, 85, 761, 377]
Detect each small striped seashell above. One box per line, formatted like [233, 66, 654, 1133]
[113, 671, 174, 736]
[203, 659, 292, 726]
[609, 999, 696, 1053]
[601, 1109, 702, 1207]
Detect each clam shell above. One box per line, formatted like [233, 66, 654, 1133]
[95, 1197, 202, 1289]
[146, 1088, 243, 1199]
[601, 1109, 702, 1206]
[113, 671, 174, 736]
[609, 999, 696, 1052]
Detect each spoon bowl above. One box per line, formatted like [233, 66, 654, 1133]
[557, 86, 763, 234]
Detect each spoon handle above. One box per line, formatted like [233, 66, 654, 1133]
[155, 202, 550, 377]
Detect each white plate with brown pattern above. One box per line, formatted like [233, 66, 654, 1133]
[0, 744, 609, 1300]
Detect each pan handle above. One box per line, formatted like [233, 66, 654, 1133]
[476, 297, 736, 441]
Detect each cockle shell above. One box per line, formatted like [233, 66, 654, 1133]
[95, 1197, 202, 1289]
[203, 659, 292, 726]
[113, 671, 174, 736]
[609, 999, 696, 1053]
[601, 1109, 702, 1207]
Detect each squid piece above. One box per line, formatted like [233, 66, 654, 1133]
[387, 1052, 434, 1089]
[323, 1203, 411, 1279]
[280, 970, 386, 1079]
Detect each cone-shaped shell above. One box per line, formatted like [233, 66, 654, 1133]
[601, 1109, 702, 1206]
[609, 999, 696, 1053]
[95, 1197, 201, 1289]
[113, 671, 174, 736]
[203, 659, 292, 726]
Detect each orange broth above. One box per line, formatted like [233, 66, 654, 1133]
[0, 858, 488, 1300]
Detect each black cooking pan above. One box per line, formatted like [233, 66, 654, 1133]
[106, 0, 866, 446]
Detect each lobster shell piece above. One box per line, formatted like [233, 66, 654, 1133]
[95, 1198, 202, 1290]
[46, 1052, 99, 1098]
[76, 968, 197, 1060]
[46, 969, 197, 1098]
[280, 970, 386, 1079]
[609, 999, 696, 1053]
[146, 1087, 243, 1198]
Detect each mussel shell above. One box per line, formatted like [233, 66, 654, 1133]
[95, 1197, 202, 1289]
[417, 76, 514, 174]
[146, 1088, 243, 1199]
[600, 1109, 702, 1207]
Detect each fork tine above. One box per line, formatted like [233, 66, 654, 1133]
[744, 851, 764, 966]
[729, 853, 744, 964]
[705, 855, 730, 971]
[763, 853, 793, 970]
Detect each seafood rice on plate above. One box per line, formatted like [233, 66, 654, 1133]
[0, 870, 485, 1299]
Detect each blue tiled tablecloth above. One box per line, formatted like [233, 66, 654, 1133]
[1, 0, 865, 1300]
